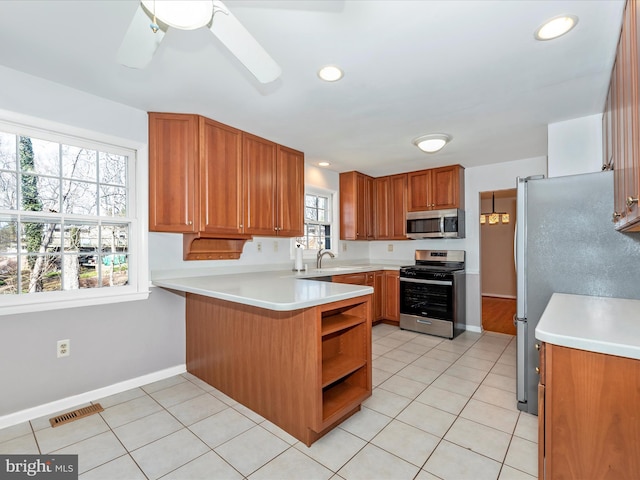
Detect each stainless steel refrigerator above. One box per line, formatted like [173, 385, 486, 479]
[515, 170, 640, 415]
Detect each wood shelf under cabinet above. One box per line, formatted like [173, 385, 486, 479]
[321, 313, 365, 336]
[322, 354, 366, 387]
[322, 368, 369, 425]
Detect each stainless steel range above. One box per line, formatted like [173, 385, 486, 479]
[399, 250, 466, 339]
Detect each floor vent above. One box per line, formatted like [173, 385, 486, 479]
[49, 403, 104, 428]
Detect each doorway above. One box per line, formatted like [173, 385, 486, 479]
[479, 189, 517, 335]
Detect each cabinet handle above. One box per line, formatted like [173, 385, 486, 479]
[535, 343, 540, 351]
[535, 367, 540, 374]
[188, 220, 193, 225]
[627, 196, 639, 209]
[612, 212, 622, 222]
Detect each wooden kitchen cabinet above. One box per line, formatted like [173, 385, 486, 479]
[185, 293, 371, 446]
[148, 113, 199, 233]
[243, 134, 304, 237]
[382, 270, 400, 323]
[340, 171, 374, 240]
[374, 174, 407, 239]
[604, 0, 640, 231]
[538, 342, 640, 478]
[332, 270, 392, 324]
[407, 165, 465, 212]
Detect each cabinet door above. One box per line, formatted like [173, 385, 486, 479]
[374, 176, 391, 239]
[373, 271, 384, 321]
[332, 273, 367, 285]
[199, 117, 244, 235]
[432, 165, 464, 210]
[383, 270, 399, 322]
[276, 146, 304, 237]
[356, 173, 374, 240]
[407, 169, 432, 211]
[389, 174, 407, 239]
[624, 0, 639, 228]
[148, 113, 198, 232]
[612, 59, 626, 225]
[339, 172, 357, 240]
[243, 133, 277, 236]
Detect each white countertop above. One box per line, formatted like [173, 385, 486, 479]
[151, 266, 397, 311]
[535, 293, 640, 360]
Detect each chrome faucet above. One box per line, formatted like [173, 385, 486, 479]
[316, 249, 335, 268]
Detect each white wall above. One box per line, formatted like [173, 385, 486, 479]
[548, 114, 603, 177]
[0, 66, 185, 421]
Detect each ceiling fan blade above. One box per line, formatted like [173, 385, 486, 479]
[117, 4, 165, 69]
[209, 1, 282, 84]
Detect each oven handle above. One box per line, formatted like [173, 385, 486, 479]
[399, 277, 452, 286]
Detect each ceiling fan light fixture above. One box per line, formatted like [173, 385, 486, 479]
[534, 14, 578, 41]
[412, 133, 451, 153]
[140, 0, 214, 30]
[318, 65, 344, 82]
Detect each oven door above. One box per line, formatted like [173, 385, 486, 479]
[399, 277, 454, 338]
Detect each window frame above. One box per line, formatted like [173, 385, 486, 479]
[292, 186, 339, 260]
[0, 112, 149, 316]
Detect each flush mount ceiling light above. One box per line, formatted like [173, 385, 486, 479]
[318, 161, 331, 167]
[318, 65, 344, 82]
[534, 14, 578, 41]
[412, 133, 451, 153]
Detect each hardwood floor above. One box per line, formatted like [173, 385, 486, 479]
[482, 296, 516, 335]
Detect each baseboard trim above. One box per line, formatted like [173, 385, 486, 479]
[465, 325, 482, 333]
[0, 364, 186, 430]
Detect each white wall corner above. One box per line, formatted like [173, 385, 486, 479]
[548, 114, 603, 177]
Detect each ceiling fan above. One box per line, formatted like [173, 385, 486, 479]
[117, 0, 281, 84]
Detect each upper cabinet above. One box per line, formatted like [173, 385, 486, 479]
[375, 173, 407, 240]
[340, 171, 374, 240]
[604, 0, 640, 231]
[149, 113, 199, 233]
[242, 134, 304, 237]
[149, 112, 304, 258]
[407, 165, 465, 212]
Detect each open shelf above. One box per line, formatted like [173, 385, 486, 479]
[322, 368, 369, 423]
[321, 313, 365, 336]
[322, 354, 366, 388]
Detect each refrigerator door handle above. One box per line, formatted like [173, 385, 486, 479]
[516, 317, 528, 405]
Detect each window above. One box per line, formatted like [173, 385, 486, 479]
[296, 190, 337, 256]
[0, 118, 146, 314]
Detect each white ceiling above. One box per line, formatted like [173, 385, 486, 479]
[0, 0, 625, 177]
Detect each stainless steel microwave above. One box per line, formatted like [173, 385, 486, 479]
[406, 209, 465, 239]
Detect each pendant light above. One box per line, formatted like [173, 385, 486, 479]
[480, 192, 509, 225]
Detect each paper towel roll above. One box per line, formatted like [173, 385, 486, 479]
[294, 246, 303, 271]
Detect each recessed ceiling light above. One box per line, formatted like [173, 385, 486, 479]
[412, 133, 451, 153]
[318, 65, 344, 82]
[318, 161, 331, 167]
[535, 15, 578, 41]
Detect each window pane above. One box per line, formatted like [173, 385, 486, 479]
[305, 195, 317, 208]
[101, 253, 129, 287]
[317, 196, 327, 210]
[0, 254, 17, 294]
[63, 222, 98, 252]
[21, 219, 55, 254]
[0, 132, 16, 170]
[100, 152, 127, 186]
[100, 224, 128, 253]
[317, 208, 327, 222]
[305, 207, 317, 221]
[20, 253, 61, 293]
[28, 137, 60, 176]
[0, 219, 17, 252]
[62, 145, 96, 181]
[100, 185, 127, 217]
[0, 172, 17, 210]
[62, 180, 97, 215]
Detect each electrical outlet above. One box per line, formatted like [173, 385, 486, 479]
[57, 339, 70, 358]
[342, 242, 347, 252]
[256, 242, 262, 252]
[273, 241, 278, 252]
[387, 244, 394, 252]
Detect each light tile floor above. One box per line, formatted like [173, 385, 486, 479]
[0, 325, 537, 480]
